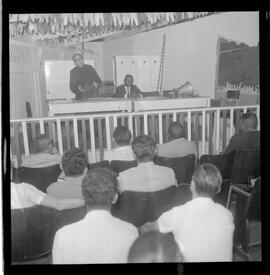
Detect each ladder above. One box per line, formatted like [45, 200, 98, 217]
[157, 34, 166, 95]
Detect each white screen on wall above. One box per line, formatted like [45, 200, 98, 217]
[45, 60, 95, 100]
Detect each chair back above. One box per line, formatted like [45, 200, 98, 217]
[231, 149, 260, 185]
[58, 206, 87, 229]
[110, 160, 137, 175]
[213, 179, 232, 206]
[17, 164, 62, 192]
[199, 151, 235, 180]
[87, 160, 110, 170]
[154, 154, 196, 184]
[111, 186, 177, 227]
[246, 178, 261, 221]
[11, 205, 60, 263]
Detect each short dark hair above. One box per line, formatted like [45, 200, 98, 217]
[82, 167, 117, 207]
[132, 135, 156, 162]
[168, 122, 185, 139]
[33, 134, 51, 153]
[61, 148, 88, 176]
[124, 74, 133, 82]
[72, 53, 83, 61]
[192, 163, 222, 197]
[113, 126, 132, 146]
[240, 112, 258, 130]
[128, 231, 184, 263]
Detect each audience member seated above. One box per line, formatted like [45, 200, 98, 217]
[140, 163, 234, 262]
[156, 122, 197, 159]
[21, 134, 61, 168]
[128, 231, 184, 263]
[114, 74, 142, 99]
[117, 135, 177, 193]
[47, 148, 88, 199]
[104, 126, 135, 161]
[224, 112, 260, 153]
[52, 167, 138, 264]
[11, 182, 84, 211]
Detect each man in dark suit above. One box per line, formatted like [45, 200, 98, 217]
[114, 74, 142, 98]
[70, 53, 102, 100]
[224, 112, 260, 153]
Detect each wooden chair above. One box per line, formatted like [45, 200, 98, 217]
[87, 160, 111, 170]
[213, 179, 232, 207]
[227, 178, 261, 260]
[17, 164, 62, 192]
[199, 151, 235, 180]
[154, 154, 196, 185]
[11, 205, 60, 263]
[110, 160, 137, 175]
[111, 185, 177, 228]
[231, 149, 260, 186]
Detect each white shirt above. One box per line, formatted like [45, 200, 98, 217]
[118, 161, 177, 193]
[124, 86, 131, 98]
[21, 153, 62, 168]
[158, 197, 234, 262]
[52, 210, 138, 264]
[103, 145, 135, 162]
[11, 182, 46, 209]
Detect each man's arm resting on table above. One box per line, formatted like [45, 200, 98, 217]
[41, 195, 85, 211]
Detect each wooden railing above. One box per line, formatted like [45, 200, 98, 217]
[10, 105, 260, 166]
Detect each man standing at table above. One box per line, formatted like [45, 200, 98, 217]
[114, 74, 142, 99]
[70, 53, 102, 100]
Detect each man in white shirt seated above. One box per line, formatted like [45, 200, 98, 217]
[11, 182, 84, 210]
[140, 163, 235, 262]
[104, 126, 135, 161]
[117, 135, 177, 193]
[156, 122, 198, 159]
[52, 167, 138, 264]
[21, 134, 61, 168]
[47, 148, 88, 199]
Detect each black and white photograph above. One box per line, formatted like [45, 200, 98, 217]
[4, 11, 262, 267]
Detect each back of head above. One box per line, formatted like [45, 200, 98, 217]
[192, 163, 222, 198]
[61, 148, 87, 177]
[113, 126, 132, 146]
[132, 135, 156, 162]
[82, 167, 117, 208]
[72, 53, 83, 62]
[240, 112, 258, 132]
[168, 122, 185, 140]
[33, 134, 50, 153]
[128, 231, 184, 263]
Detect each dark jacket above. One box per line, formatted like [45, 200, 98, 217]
[114, 84, 142, 98]
[69, 64, 102, 98]
[224, 130, 260, 153]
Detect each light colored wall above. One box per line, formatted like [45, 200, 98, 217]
[102, 12, 259, 98]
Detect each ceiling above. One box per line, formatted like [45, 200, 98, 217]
[9, 12, 218, 47]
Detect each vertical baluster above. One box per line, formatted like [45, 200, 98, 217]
[144, 113, 148, 135]
[173, 112, 177, 122]
[65, 120, 71, 150]
[187, 111, 191, 141]
[56, 119, 63, 155]
[89, 117, 96, 163]
[97, 118, 104, 160]
[105, 116, 112, 151]
[14, 123, 22, 166]
[39, 119, 45, 134]
[128, 115, 133, 137]
[202, 110, 206, 155]
[73, 118, 79, 148]
[22, 121, 30, 156]
[158, 113, 163, 144]
[229, 109, 234, 138]
[81, 119, 87, 154]
[208, 111, 214, 154]
[256, 106, 260, 131]
[216, 110, 220, 153]
[222, 110, 227, 151]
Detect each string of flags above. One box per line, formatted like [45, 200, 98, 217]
[9, 12, 216, 45]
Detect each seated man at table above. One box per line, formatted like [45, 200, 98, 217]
[11, 181, 84, 211]
[224, 112, 260, 153]
[21, 134, 61, 168]
[52, 167, 138, 264]
[47, 148, 88, 199]
[104, 126, 135, 161]
[140, 163, 235, 262]
[117, 135, 177, 193]
[114, 74, 142, 99]
[156, 122, 198, 159]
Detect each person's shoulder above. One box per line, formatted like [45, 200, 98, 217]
[84, 64, 94, 70]
[70, 66, 77, 73]
[119, 166, 138, 176]
[111, 215, 138, 233]
[154, 164, 174, 174]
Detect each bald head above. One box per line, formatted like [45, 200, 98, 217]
[168, 122, 185, 140]
[240, 112, 258, 132]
